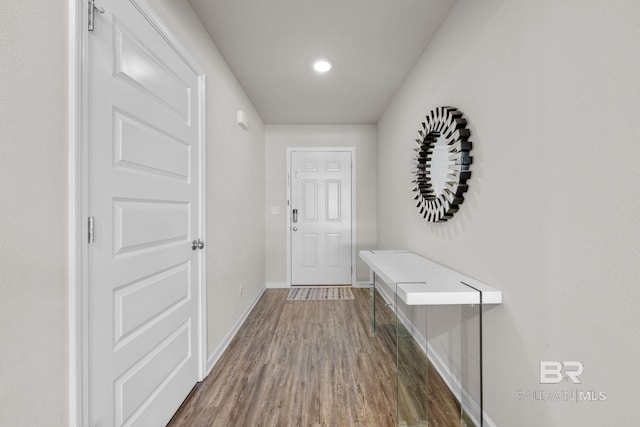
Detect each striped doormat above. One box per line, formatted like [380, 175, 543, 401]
[287, 287, 354, 301]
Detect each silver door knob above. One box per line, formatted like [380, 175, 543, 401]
[192, 238, 205, 250]
[293, 227, 298, 231]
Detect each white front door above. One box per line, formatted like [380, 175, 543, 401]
[290, 151, 353, 285]
[87, 1, 204, 425]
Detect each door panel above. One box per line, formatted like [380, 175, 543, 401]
[114, 321, 191, 426]
[326, 180, 341, 221]
[114, 110, 191, 180]
[303, 234, 319, 267]
[113, 199, 190, 255]
[114, 20, 191, 120]
[113, 262, 190, 346]
[303, 181, 318, 220]
[87, 1, 203, 426]
[325, 234, 342, 266]
[291, 151, 352, 285]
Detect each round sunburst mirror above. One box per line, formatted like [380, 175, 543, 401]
[412, 106, 473, 222]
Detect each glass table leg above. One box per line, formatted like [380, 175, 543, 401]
[370, 272, 376, 336]
[396, 289, 483, 427]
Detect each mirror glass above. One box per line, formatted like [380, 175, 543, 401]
[429, 134, 453, 197]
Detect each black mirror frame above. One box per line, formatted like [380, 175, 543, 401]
[412, 106, 473, 222]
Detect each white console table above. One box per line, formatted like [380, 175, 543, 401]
[360, 249, 502, 307]
[359, 250, 502, 427]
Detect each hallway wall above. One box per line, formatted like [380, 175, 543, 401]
[376, 0, 640, 425]
[0, 0, 68, 425]
[265, 125, 377, 285]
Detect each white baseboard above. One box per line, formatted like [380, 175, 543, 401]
[424, 340, 497, 427]
[266, 281, 289, 288]
[267, 281, 371, 288]
[205, 287, 266, 374]
[374, 283, 396, 310]
[267, 281, 370, 288]
[353, 281, 372, 288]
[374, 284, 497, 427]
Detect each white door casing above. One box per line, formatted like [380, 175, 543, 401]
[72, 0, 206, 425]
[289, 150, 354, 285]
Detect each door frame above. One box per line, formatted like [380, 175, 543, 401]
[286, 147, 357, 287]
[68, 1, 207, 425]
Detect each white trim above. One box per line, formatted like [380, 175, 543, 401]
[68, 1, 207, 424]
[353, 281, 372, 288]
[351, 150, 357, 286]
[68, 1, 89, 424]
[286, 150, 292, 286]
[425, 342, 497, 427]
[374, 283, 497, 427]
[270, 281, 367, 289]
[206, 287, 266, 373]
[130, 0, 204, 76]
[195, 71, 207, 381]
[286, 147, 357, 287]
[266, 281, 289, 289]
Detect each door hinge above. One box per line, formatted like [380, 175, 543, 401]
[88, 0, 105, 32]
[88, 216, 95, 244]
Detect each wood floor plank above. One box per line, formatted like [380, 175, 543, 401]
[168, 288, 462, 427]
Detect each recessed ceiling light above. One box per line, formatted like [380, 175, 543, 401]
[313, 59, 332, 73]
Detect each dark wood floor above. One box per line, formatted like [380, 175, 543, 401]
[168, 288, 461, 427]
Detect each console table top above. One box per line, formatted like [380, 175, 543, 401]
[359, 250, 502, 305]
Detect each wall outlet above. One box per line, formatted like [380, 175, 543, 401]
[239, 282, 243, 296]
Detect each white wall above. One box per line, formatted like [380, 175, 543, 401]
[265, 125, 377, 285]
[377, 0, 640, 426]
[147, 0, 266, 359]
[0, 0, 68, 425]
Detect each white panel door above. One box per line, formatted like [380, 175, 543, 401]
[87, 1, 203, 426]
[290, 151, 352, 285]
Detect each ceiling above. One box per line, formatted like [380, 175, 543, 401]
[187, 0, 457, 125]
